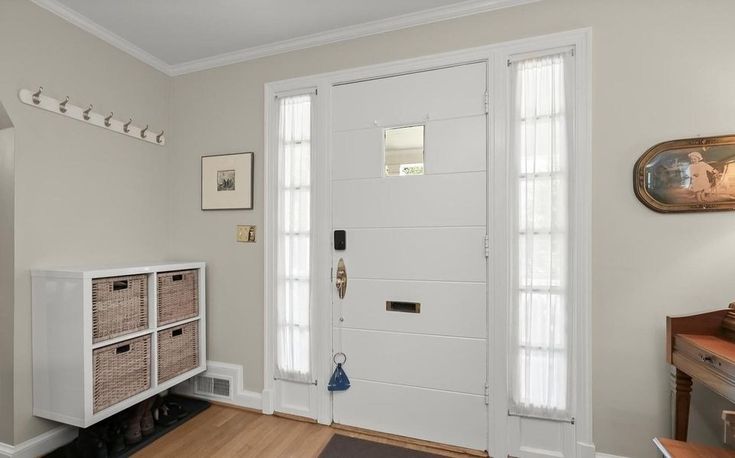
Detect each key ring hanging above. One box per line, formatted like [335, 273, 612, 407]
[333, 352, 347, 365]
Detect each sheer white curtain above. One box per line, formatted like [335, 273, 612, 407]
[509, 51, 573, 420]
[275, 94, 313, 383]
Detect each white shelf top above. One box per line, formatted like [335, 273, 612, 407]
[31, 261, 206, 279]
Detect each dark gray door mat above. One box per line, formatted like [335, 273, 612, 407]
[319, 434, 445, 458]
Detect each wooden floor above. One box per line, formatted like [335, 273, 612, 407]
[132, 404, 479, 458]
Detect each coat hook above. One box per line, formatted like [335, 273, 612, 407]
[59, 96, 69, 113]
[32, 87, 43, 105]
[156, 130, 164, 144]
[123, 118, 132, 133]
[104, 112, 113, 127]
[140, 125, 148, 139]
[83, 105, 93, 121]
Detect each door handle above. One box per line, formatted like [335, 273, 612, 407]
[336, 258, 347, 299]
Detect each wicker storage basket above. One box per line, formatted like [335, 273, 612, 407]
[93, 335, 151, 413]
[157, 321, 199, 383]
[157, 270, 199, 326]
[92, 275, 148, 343]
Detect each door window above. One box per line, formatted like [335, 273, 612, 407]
[384, 125, 425, 176]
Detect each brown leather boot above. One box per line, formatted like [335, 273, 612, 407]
[124, 401, 146, 445]
[140, 397, 155, 437]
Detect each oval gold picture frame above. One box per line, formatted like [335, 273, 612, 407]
[634, 134, 735, 213]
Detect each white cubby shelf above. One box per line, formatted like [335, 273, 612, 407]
[31, 261, 207, 428]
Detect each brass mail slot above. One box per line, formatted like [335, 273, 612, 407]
[386, 301, 421, 314]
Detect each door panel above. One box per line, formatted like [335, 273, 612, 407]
[339, 329, 486, 394]
[425, 115, 487, 174]
[331, 61, 488, 451]
[332, 172, 486, 228]
[332, 129, 384, 180]
[332, 62, 486, 132]
[335, 279, 486, 338]
[342, 227, 486, 282]
[332, 115, 487, 180]
[333, 380, 487, 450]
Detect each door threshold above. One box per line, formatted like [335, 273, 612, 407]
[331, 423, 488, 458]
[274, 411, 318, 423]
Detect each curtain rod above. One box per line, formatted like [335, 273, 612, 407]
[507, 45, 575, 67]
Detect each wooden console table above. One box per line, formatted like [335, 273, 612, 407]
[654, 437, 735, 458]
[667, 305, 735, 441]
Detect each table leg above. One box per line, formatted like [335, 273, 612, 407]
[674, 369, 693, 441]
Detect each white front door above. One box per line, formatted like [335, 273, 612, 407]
[330, 62, 489, 451]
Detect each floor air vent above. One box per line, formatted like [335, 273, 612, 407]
[194, 375, 231, 398]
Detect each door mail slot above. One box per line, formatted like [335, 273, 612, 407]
[386, 301, 421, 314]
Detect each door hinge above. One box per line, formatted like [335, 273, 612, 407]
[484, 383, 490, 405]
[484, 235, 489, 258]
[484, 92, 489, 114]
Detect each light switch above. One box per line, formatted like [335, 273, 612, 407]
[236, 225, 256, 243]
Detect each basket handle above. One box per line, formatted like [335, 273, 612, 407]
[116, 344, 131, 354]
[172, 274, 183, 281]
[112, 280, 129, 291]
[172, 328, 183, 337]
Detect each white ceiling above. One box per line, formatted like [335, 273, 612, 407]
[33, 0, 536, 75]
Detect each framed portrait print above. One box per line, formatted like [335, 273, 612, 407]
[201, 152, 254, 210]
[634, 135, 735, 213]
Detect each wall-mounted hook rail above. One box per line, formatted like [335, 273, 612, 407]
[18, 87, 166, 146]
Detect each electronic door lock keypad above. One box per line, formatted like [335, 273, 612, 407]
[334, 230, 346, 250]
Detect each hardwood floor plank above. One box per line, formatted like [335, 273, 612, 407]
[132, 404, 480, 458]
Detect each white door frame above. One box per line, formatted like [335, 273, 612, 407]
[263, 27, 592, 457]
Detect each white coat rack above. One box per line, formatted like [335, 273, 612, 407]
[18, 87, 166, 146]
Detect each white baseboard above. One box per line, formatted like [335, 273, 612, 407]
[172, 360, 263, 411]
[0, 426, 77, 458]
[596, 453, 629, 458]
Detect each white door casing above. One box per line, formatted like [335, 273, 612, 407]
[263, 28, 592, 458]
[330, 62, 489, 451]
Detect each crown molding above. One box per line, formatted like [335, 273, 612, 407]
[168, 0, 540, 75]
[30, 0, 541, 77]
[29, 0, 174, 75]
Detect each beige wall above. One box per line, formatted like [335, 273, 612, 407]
[3, 0, 735, 455]
[169, 1, 735, 457]
[0, 0, 172, 444]
[0, 118, 14, 445]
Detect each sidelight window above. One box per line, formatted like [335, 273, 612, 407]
[509, 51, 574, 420]
[274, 93, 313, 383]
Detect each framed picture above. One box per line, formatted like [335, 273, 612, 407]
[634, 135, 735, 213]
[201, 152, 254, 210]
